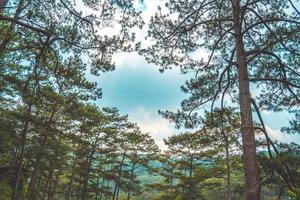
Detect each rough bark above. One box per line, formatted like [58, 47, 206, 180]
[232, 0, 261, 199]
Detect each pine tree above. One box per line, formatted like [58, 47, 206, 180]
[142, 1, 300, 199]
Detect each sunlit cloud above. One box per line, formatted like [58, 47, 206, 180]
[128, 107, 177, 150]
[265, 125, 300, 144]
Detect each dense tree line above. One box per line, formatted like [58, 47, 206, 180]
[1, 0, 300, 200]
[145, 109, 300, 200]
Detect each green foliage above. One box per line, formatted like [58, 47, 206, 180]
[0, 0, 300, 199]
[0, 180, 12, 200]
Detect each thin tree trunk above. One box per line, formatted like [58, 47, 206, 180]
[28, 108, 56, 199]
[27, 135, 47, 199]
[48, 171, 60, 200]
[10, 147, 19, 167]
[104, 178, 111, 200]
[44, 131, 63, 200]
[66, 147, 80, 200]
[113, 153, 126, 200]
[82, 133, 101, 200]
[36, 169, 44, 191]
[170, 167, 174, 194]
[188, 156, 193, 195]
[12, 104, 31, 200]
[126, 163, 136, 200]
[95, 178, 100, 200]
[81, 148, 95, 200]
[232, 1, 260, 199]
[42, 170, 51, 200]
[225, 139, 231, 200]
[99, 177, 105, 200]
[66, 125, 85, 200]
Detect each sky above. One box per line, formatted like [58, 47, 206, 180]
[86, 0, 300, 149]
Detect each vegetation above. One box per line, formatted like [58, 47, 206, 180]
[0, 0, 299, 200]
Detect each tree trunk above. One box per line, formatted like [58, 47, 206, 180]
[232, 0, 260, 199]
[104, 178, 111, 200]
[126, 163, 136, 200]
[99, 175, 106, 200]
[44, 131, 63, 200]
[225, 139, 231, 200]
[27, 134, 48, 199]
[28, 108, 56, 199]
[81, 148, 95, 200]
[188, 155, 193, 196]
[113, 153, 126, 200]
[82, 133, 101, 200]
[66, 148, 80, 200]
[48, 171, 60, 200]
[12, 104, 31, 200]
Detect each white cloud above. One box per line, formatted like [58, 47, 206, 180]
[112, 52, 148, 69]
[265, 125, 300, 144]
[128, 107, 177, 151]
[261, 110, 272, 115]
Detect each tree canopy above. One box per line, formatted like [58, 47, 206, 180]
[0, 0, 300, 200]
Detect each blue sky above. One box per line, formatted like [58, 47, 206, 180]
[93, 52, 189, 149]
[92, 51, 300, 149]
[87, 0, 300, 149]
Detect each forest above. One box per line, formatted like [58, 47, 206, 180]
[0, 0, 300, 200]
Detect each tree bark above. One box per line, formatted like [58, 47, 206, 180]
[232, 0, 260, 199]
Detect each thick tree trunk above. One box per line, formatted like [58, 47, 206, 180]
[232, 1, 260, 199]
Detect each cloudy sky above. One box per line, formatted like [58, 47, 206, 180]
[87, 0, 300, 149]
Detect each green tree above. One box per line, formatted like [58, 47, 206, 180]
[142, 1, 300, 199]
